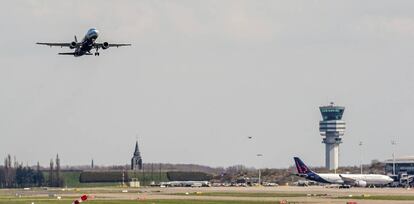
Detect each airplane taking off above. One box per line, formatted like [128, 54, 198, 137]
[294, 157, 393, 187]
[37, 28, 131, 57]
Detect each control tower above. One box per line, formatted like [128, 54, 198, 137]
[319, 102, 346, 170]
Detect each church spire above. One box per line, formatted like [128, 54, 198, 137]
[134, 140, 140, 156]
[131, 140, 143, 170]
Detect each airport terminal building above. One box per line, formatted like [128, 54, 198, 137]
[384, 156, 414, 175]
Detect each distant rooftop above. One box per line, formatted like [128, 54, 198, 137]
[384, 156, 414, 164]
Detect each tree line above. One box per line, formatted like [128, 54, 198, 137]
[0, 154, 63, 188]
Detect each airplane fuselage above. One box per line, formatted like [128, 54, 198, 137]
[306, 173, 393, 186]
[74, 28, 99, 57]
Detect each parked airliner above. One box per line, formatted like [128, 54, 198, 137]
[294, 157, 393, 187]
[37, 28, 131, 57]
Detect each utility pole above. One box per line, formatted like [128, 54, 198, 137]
[151, 163, 154, 183]
[256, 154, 263, 185]
[122, 169, 125, 187]
[159, 163, 162, 184]
[359, 141, 363, 174]
[391, 140, 397, 175]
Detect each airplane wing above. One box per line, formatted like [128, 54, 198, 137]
[37, 43, 70, 47]
[339, 174, 367, 187]
[339, 175, 356, 184]
[37, 35, 81, 48]
[94, 43, 131, 48]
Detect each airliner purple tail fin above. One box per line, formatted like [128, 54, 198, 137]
[294, 157, 313, 174]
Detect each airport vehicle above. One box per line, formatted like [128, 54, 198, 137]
[294, 157, 393, 187]
[37, 28, 131, 56]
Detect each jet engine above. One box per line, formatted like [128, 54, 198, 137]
[70, 41, 77, 49]
[354, 180, 367, 187]
[102, 42, 109, 49]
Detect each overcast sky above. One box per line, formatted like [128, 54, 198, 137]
[1, 0, 414, 168]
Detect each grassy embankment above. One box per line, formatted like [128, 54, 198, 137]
[46, 171, 169, 188]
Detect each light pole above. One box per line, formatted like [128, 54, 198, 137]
[256, 154, 263, 185]
[391, 140, 397, 175]
[359, 141, 363, 174]
[122, 168, 125, 187]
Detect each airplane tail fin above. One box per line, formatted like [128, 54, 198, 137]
[58, 52, 75, 55]
[294, 157, 313, 175]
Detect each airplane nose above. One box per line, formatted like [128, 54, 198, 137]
[90, 30, 99, 39]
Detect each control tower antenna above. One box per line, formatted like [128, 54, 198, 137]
[319, 103, 346, 170]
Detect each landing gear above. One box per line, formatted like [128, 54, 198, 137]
[95, 47, 100, 56]
[339, 185, 351, 189]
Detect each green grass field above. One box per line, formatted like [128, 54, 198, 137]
[174, 192, 307, 197]
[337, 195, 414, 200]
